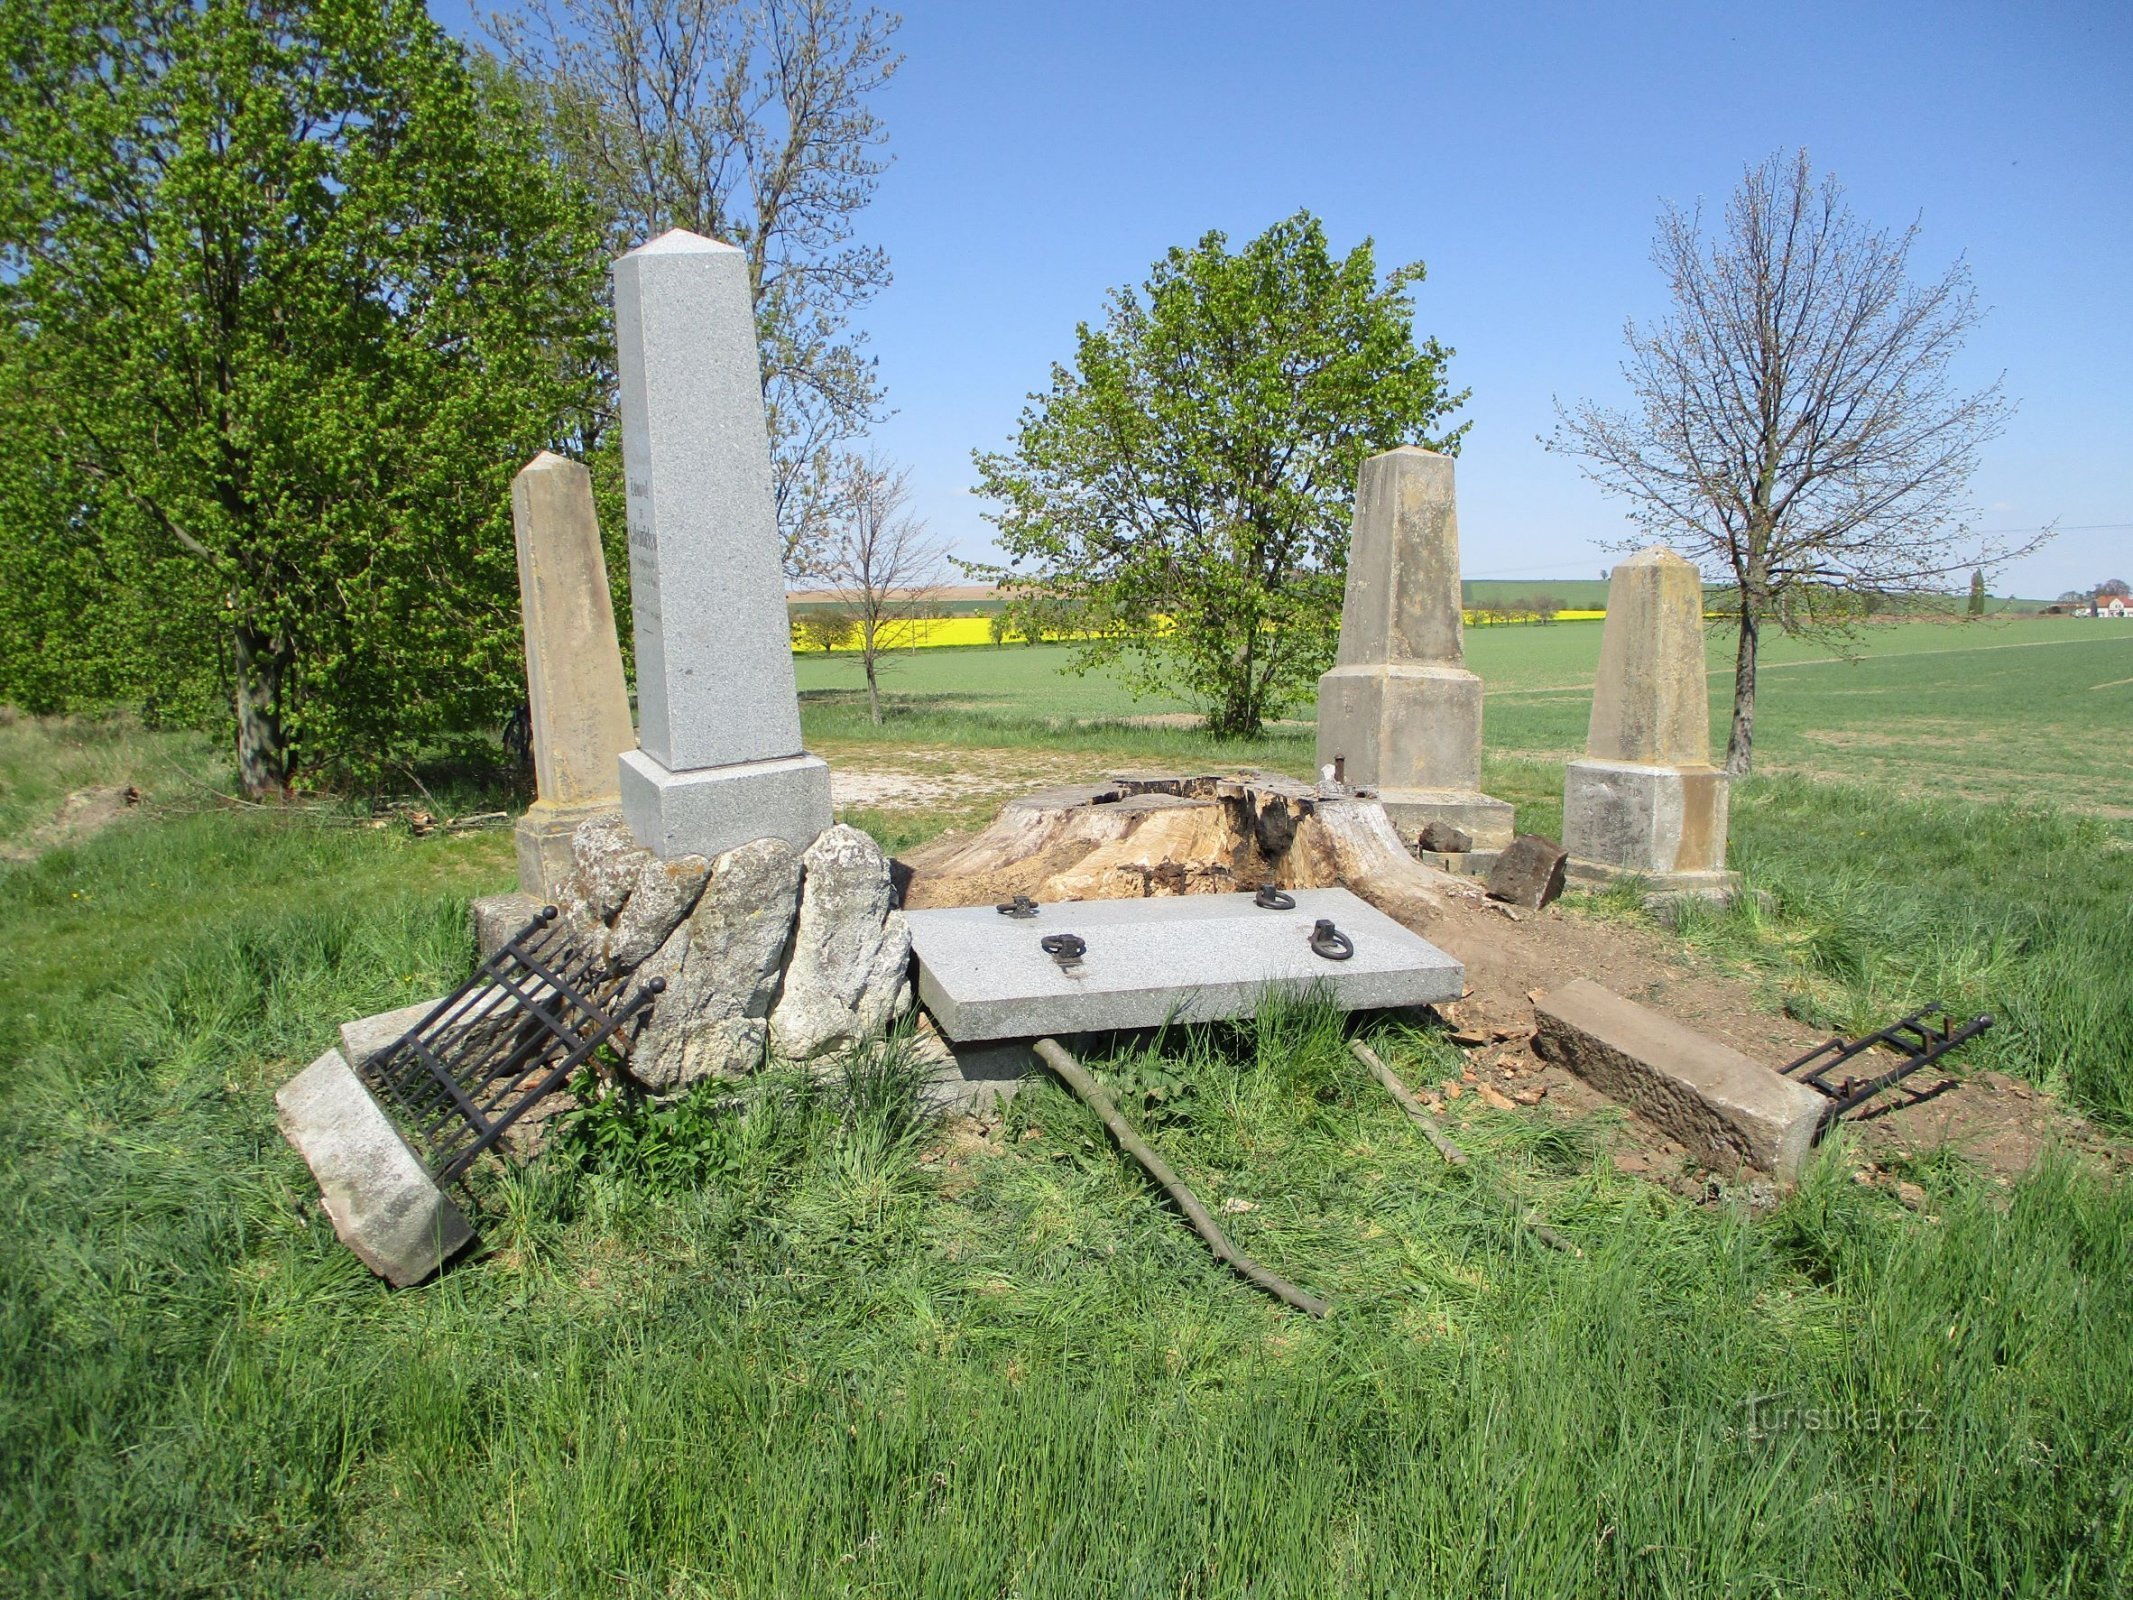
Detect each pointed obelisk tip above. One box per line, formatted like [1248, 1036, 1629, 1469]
[626, 227, 740, 257]
[515, 448, 581, 485]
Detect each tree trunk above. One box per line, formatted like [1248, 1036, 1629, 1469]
[863, 624, 882, 727]
[1724, 597, 1759, 777]
[233, 623, 291, 798]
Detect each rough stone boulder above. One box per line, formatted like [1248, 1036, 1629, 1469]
[560, 813, 645, 927]
[900, 772, 1452, 935]
[770, 825, 912, 1060]
[629, 837, 805, 1091]
[551, 811, 710, 975]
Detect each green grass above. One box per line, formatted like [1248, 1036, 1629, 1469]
[1, 814, 2127, 1595]
[0, 711, 227, 856]
[4, 629, 2131, 1595]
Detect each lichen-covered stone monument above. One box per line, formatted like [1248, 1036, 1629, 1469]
[1562, 547, 1737, 898]
[509, 451, 636, 898]
[1315, 447, 1514, 855]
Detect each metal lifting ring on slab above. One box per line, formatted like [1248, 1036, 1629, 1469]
[1254, 883, 1296, 910]
[1309, 918, 1354, 961]
[1040, 932, 1088, 965]
[996, 894, 1040, 919]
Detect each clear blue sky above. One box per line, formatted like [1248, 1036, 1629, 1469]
[439, 0, 2130, 597]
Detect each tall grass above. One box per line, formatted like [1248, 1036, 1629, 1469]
[2, 808, 2128, 1595]
[1648, 776, 2133, 1126]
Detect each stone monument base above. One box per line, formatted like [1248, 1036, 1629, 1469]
[275, 1048, 475, 1287]
[1377, 786, 1516, 852]
[619, 747, 833, 862]
[1565, 859, 1740, 902]
[1563, 758, 1735, 901]
[515, 797, 619, 899]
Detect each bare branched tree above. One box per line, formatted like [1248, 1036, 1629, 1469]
[807, 451, 948, 725]
[1549, 150, 2047, 774]
[484, 0, 899, 571]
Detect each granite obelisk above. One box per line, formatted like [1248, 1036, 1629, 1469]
[510, 451, 637, 897]
[611, 229, 831, 860]
[1562, 547, 1736, 898]
[1315, 447, 1513, 852]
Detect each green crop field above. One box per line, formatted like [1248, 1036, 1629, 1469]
[799, 616, 2133, 830]
[3, 617, 2130, 1596]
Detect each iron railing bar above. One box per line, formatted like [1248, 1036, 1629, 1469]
[434, 982, 663, 1184]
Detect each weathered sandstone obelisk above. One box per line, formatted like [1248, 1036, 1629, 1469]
[612, 229, 832, 860]
[1316, 447, 1514, 852]
[510, 451, 636, 898]
[1562, 547, 1736, 898]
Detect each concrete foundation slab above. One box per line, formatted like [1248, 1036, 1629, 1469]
[1378, 786, 1516, 852]
[619, 747, 833, 862]
[275, 1048, 475, 1287]
[1533, 978, 1826, 1182]
[909, 887, 1464, 1044]
[1565, 861, 1741, 902]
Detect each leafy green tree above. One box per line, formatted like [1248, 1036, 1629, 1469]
[1968, 568, 1988, 615]
[971, 211, 1464, 737]
[0, 0, 606, 794]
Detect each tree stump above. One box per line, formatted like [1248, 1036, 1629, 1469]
[899, 772, 1451, 934]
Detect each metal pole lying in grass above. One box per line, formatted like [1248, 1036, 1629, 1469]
[1348, 1039, 1582, 1257]
[1032, 1037, 1330, 1319]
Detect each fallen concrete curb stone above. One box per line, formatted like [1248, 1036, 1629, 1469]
[275, 1047, 475, 1287]
[1533, 977, 1827, 1182]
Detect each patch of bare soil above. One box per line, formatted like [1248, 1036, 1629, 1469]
[2, 784, 144, 861]
[1417, 878, 2128, 1190]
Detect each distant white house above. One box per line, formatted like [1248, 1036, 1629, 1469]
[2099, 595, 2130, 618]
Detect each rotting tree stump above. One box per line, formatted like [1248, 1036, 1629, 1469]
[898, 772, 1453, 935]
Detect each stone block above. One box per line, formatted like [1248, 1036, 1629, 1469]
[1532, 978, 1827, 1181]
[275, 1048, 475, 1287]
[612, 230, 806, 775]
[471, 892, 546, 961]
[1379, 787, 1516, 853]
[911, 1031, 1043, 1116]
[1420, 847, 1501, 878]
[1485, 833, 1568, 908]
[618, 747, 833, 863]
[908, 887, 1463, 1044]
[1586, 548, 1712, 767]
[511, 452, 635, 815]
[1331, 447, 1465, 667]
[1564, 758, 1736, 894]
[1316, 662, 1485, 797]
